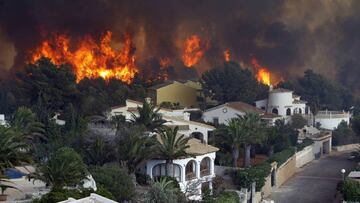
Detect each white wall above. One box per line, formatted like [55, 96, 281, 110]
[295, 145, 315, 168]
[315, 117, 350, 130]
[267, 92, 293, 116]
[203, 106, 245, 125]
[146, 152, 216, 196]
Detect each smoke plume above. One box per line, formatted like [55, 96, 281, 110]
[0, 0, 359, 90]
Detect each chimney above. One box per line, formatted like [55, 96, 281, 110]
[269, 84, 273, 91]
[183, 112, 191, 121]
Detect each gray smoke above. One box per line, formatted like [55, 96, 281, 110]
[0, 0, 359, 91]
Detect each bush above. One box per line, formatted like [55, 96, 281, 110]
[136, 172, 151, 185]
[32, 188, 93, 203]
[341, 179, 360, 201]
[90, 164, 135, 202]
[268, 147, 295, 166]
[296, 138, 313, 151]
[215, 191, 240, 203]
[231, 162, 271, 191]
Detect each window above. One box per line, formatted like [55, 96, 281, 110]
[152, 163, 181, 181]
[286, 108, 291, 116]
[213, 117, 219, 125]
[299, 108, 302, 114]
[185, 160, 197, 180]
[272, 108, 278, 115]
[200, 157, 211, 177]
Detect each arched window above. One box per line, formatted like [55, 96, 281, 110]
[191, 132, 204, 143]
[185, 160, 197, 180]
[299, 108, 302, 114]
[272, 108, 278, 115]
[200, 157, 211, 177]
[152, 163, 181, 181]
[286, 108, 291, 116]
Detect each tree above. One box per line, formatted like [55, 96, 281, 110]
[0, 126, 31, 172]
[116, 124, 154, 174]
[90, 164, 135, 202]
[279, 69, 353, 113]
[16, 58, 79, 113]
[154, 126, 191, 176]
[145, 178, 185, 203]
[201, 61, 268, 104]
[216, 119, 244, 168]
[290, 114, 307, 129]
[131, 100, 166, 132]
[29, 147, 88, 189]
[10, 107, 45, 145]
[352, 115, 360, 135]
[85, 135, 116, 166]
[217, 113, 265, 168]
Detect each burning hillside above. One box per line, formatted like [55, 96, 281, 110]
[29, 31, 138, 84]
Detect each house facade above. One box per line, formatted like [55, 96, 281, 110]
[255, 88, 310, 122]
[314, 110, 351, 130]
[147, 80, 201, 108]
[202, 101, 282, 126]
[108, 99, 218, 199]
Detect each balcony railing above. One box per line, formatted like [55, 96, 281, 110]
[200, 169, 210, 177]
[185, 172, 196, 181]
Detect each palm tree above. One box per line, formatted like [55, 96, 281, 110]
[10, 107, 45, 143]
[29, 147, 88, 189]
[217, 118, 244, 167]
[131, 100, 166, 132]
[154, 126, 191, 176]
[219, 112, 265, 168]
[0, 126, 31, 172]
[146, 177, 181, 203]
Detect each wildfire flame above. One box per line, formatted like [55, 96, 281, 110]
[182, 35, 209, 67]
[30, 31, 138, 84]
[224, 49, 231, 62]
[251, 57, 271, 86]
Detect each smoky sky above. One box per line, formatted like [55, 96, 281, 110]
[1, 0, 360, 90]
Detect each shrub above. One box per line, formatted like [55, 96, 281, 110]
[90, 164, 135, 202]
[136, 172, 151, 185]
[215, 191, 240, 203]
[296, 138, 313, 151]
[268, 147, 295, 166]
[145, 178, 186, 203]
[341, 179, 360, 201]
[32, 188, 92, 203]
[231, 162, 271, 191]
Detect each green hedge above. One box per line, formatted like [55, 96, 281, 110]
[215, 191, 240, 203]
[296, 138, 313, 151]
[231, 162, 271, 191]
[341, 179, 360, 201]
[268, 147, 295, 166]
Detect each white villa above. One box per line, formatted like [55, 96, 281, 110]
[255, 88, 310, 121]
[109, 99, 218, 199]
[314, 110, 351, 130]
[202, 101, 282, 126]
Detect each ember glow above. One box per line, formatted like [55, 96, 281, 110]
[159, 57, 171, 68]
[224, 49, 231, 62]
[251, 57, 271, 86]
[30, 31, 138, 84]
[182, 35, 209, 67]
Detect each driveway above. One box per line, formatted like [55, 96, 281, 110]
[270, 152, 357, 203]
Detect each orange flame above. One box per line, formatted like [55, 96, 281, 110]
[224, 49, 231, 62]
[29, 31, 138, 84]
[182, 35, 209, 67]
[251, 57, 271, 86]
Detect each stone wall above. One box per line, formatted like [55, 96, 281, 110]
[333, 143, 360, 152]
[276, 155, 296, 187]
[296, 145, 315, 168]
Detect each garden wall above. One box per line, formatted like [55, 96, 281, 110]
[295, 145, 315, 168]
[276, 155, 296, 187]
[333, 143, 360, 152]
